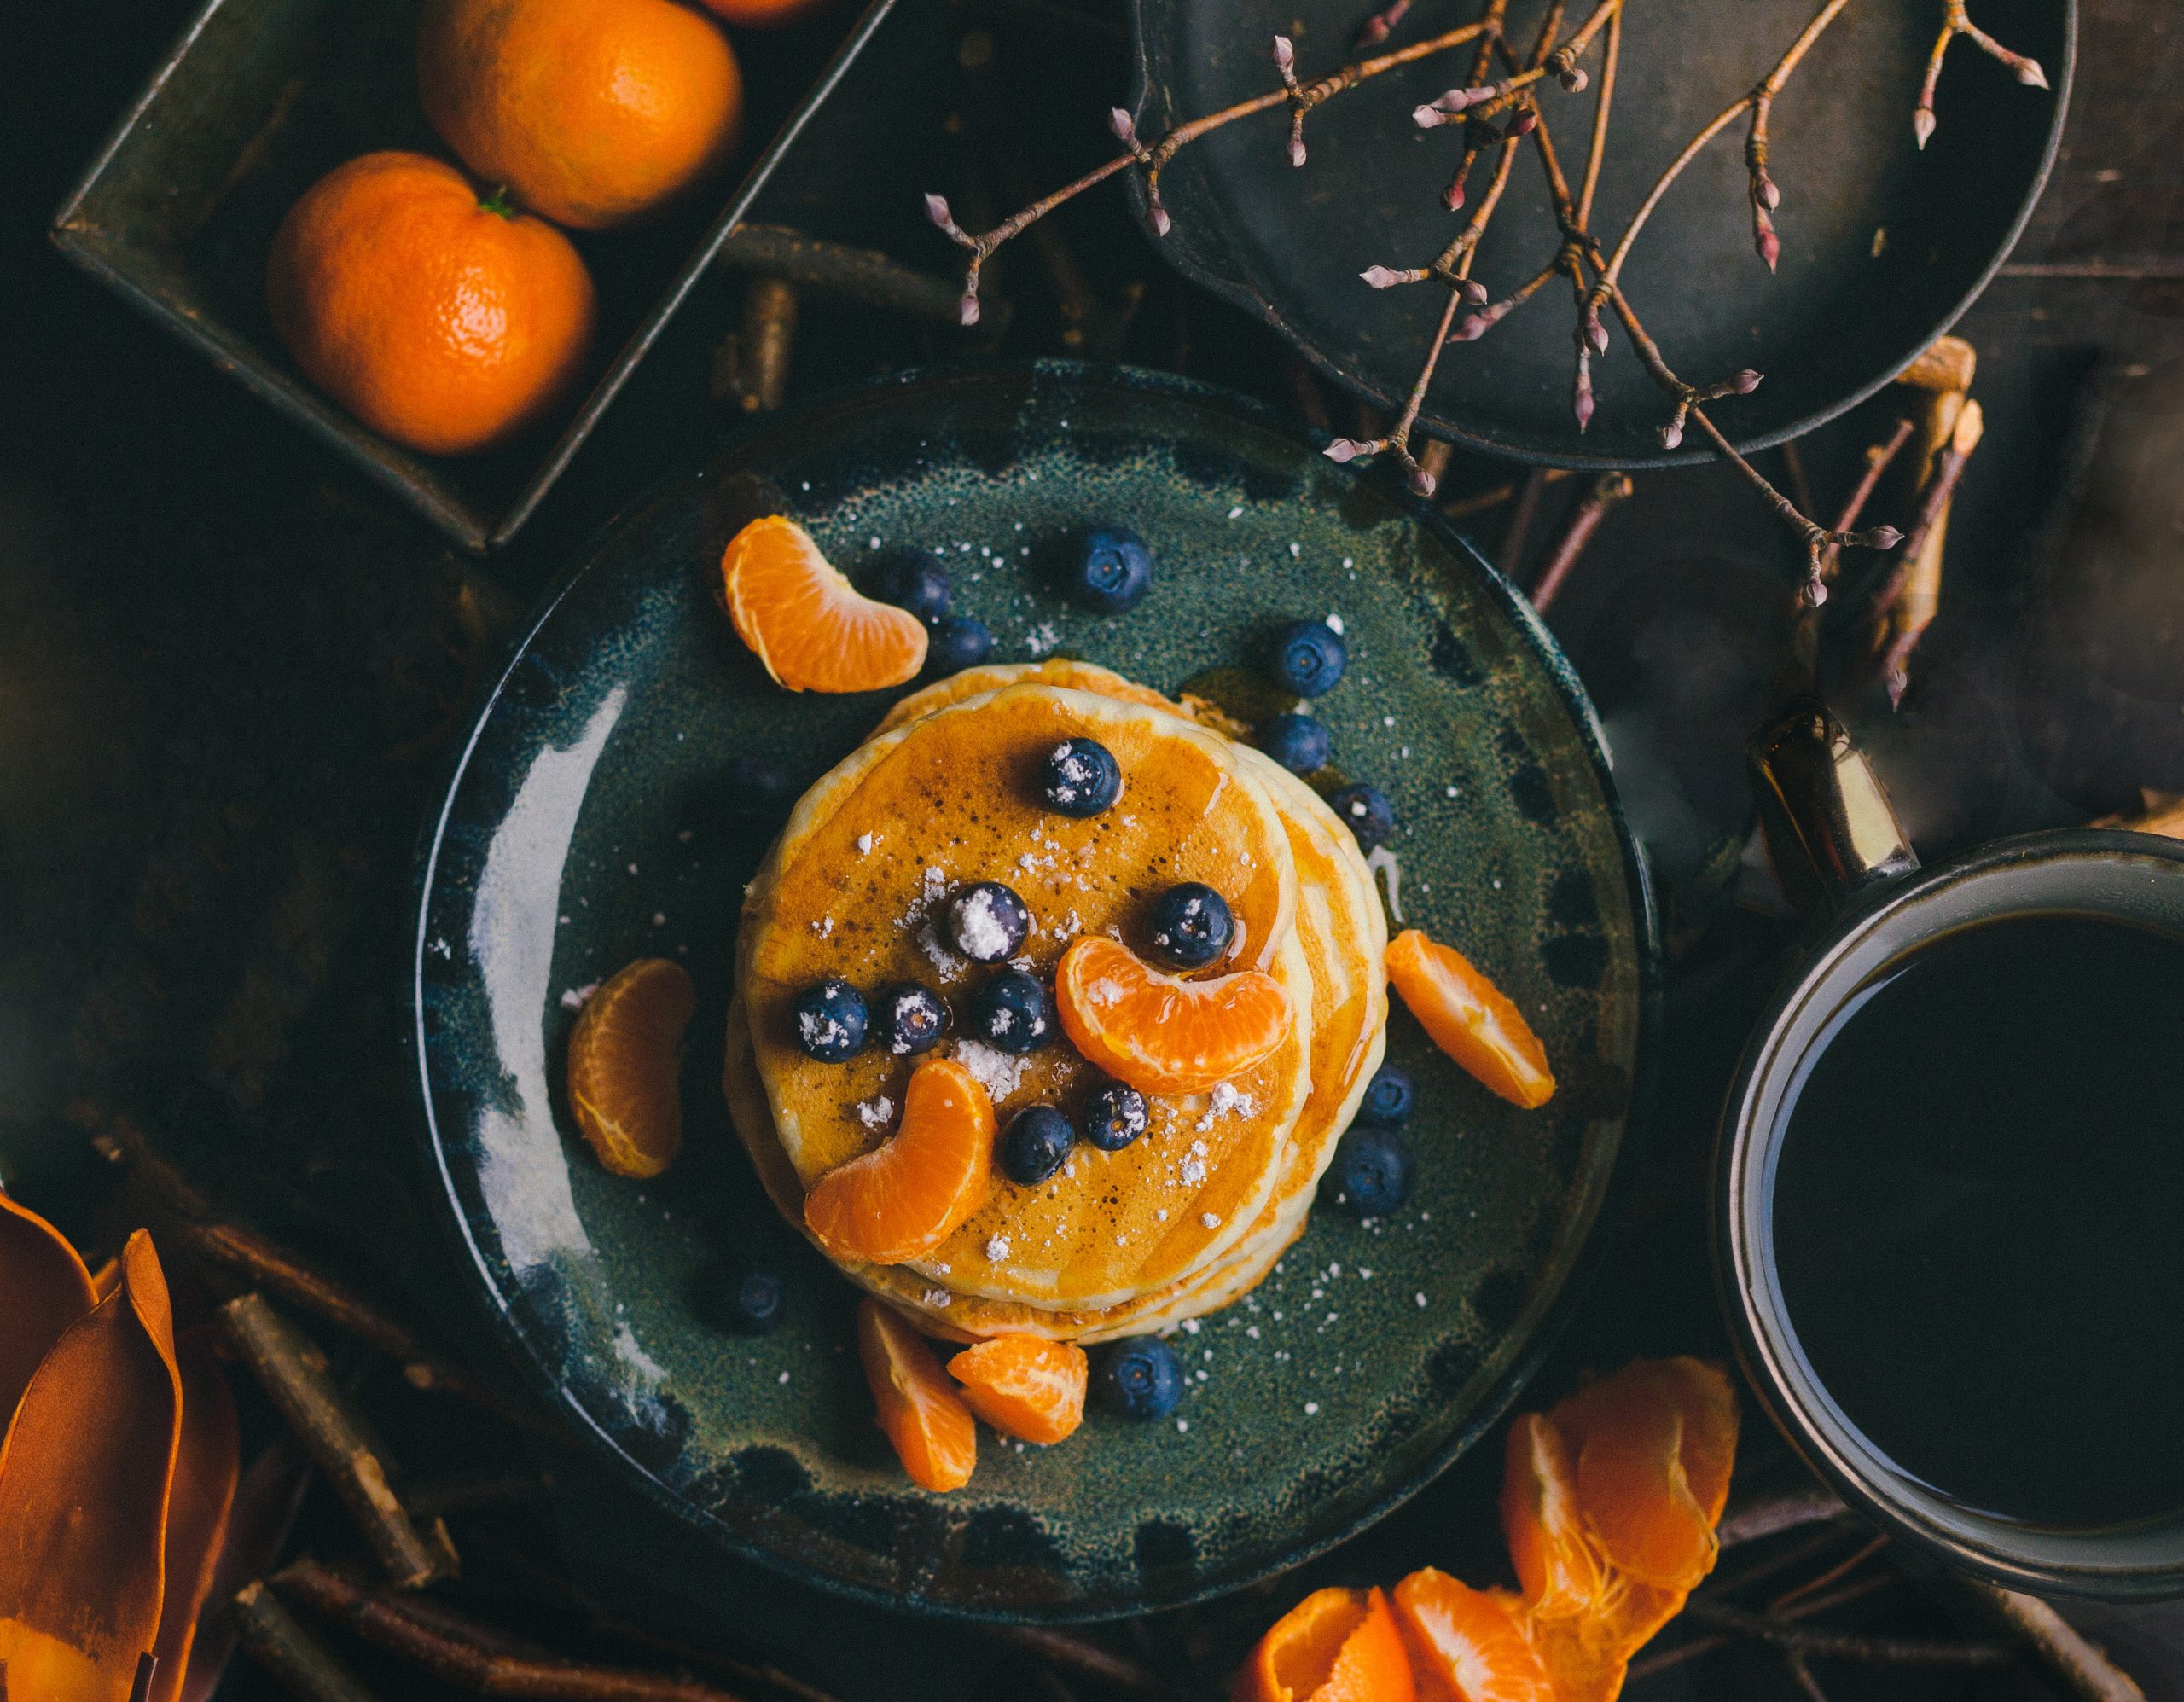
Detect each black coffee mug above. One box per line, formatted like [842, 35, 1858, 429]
[1716, 699, 2184, 1600]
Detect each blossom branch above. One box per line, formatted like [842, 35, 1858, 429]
[1916, 0, 2048, 148]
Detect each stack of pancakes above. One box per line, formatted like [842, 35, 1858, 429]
[725, 660, 1389, 1344]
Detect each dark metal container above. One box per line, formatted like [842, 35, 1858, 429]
[52, 0, 896, 551]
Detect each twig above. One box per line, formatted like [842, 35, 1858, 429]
[1820, 417, 1917, 583]
[1705, 1527, 1867, 1602]
[1411, 0, 1620, 124]
[1497, 468, 1554, 576]
[234, 1581, 382, 1702]
[1631, 1569, 1900, 1682]
[1916, 0, 2049, 148]
[1718, 1484, 1854, 1548]
[1783, 1651, 1830, 1702]
[715, 224, 979, 326]
[218, 1294, 453, 1589]
[1875, 398, 1984, 700]
[1677, 1598, 2013, 1667]
[734, 278, 797, 414]
[1960, 1583, 2147, 1702]
[986, 1626, 1182, 1699]
[1769, 1534, 1891, 1613]
[1528, 472, 1633, 610]
[274, 1560, 752, 1702]
[926, 15, 1496, 321]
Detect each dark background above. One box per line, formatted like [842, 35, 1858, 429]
[3, 0, 2182, 1697]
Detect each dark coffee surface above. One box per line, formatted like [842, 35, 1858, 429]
[1773, 912, 2184, 1531]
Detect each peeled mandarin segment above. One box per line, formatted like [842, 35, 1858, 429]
[1055, 936, 1293, 1095]
[856, 1300, 976, 1492]
[1526, 1581, 1684, 1702]
[566, 957, 697, 1179]
[0, 1191, 96, 1424]
[1245, 1586, 1416, 1702]
[947, 1336, 1088, 1444]
[1500, 1411, 1606, 1620]
[1385, 930, 1555, 1109]
[723, 516, 927, 693]
[1553, 1362, 1723, 1593]
[1648, 1356, 1740, 1525]
[1391, 1570, 1556, 1702]
[805, 1057, 996, 1264]
[0, 1231, 182, 1698]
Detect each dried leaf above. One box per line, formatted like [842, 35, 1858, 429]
[0, 1191, 97, 1422]
[150, 1334, 240, 1702]
[0, 1230, 183, 1702]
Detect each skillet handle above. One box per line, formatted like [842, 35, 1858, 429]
[1747, 699, 1920, 916]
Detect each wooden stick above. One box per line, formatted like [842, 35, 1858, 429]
[218, 1294, 452, 1589]
[1718, 1484, 1853, 1548]
[1961, 1583, 2148, 1702]
[1678, 1598, 2013, 1666]
[274, 1560, 752, 1702]
[1527, 471, 1632, 610]
[716, 224, 976, 325]
[233, 1581, 383, 1702]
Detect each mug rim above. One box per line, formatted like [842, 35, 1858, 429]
[1716, 827, 2184, 1600]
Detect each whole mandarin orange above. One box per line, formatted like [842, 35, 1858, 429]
[417, 0, 743, 230]
[267, 152, 595, 456]
[699, 0, 838, 27]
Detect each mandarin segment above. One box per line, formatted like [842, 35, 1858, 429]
[1554, 1360, 1734, 1592]
[947, 1335, 1088, 1444]
[566, 957, 697, 1178]
[1055, 935, 1293, 1095]
[1391, 1570, 1555, 1702]
[723, 516, 927, 693]
[804, 1056, 995, 1263]
[1500, 1411, 1606, 1620]
[856, 1300, 976, 1492]
[1526, 1578, 1685, 1702]
[1385, 930, 1554, 1108]
[1240, 1586, 1417, 1702]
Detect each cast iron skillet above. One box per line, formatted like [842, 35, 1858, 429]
[411, 361, 1659, 1619]
[1128, 0, 2073, 468]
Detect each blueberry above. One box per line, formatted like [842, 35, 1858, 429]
[1319, 1126, 1415, 1216]
[966, 968, 1054, 1054]
[1072, 526, 1153, 613]
[1040, 738, 1124, 817]
[1097, 1336, 1185, 1420]
[876, 982, 951, 1056]
[1084, 1082, 1149, 1152]
[1269, 619, 1349, 696]
[1000, 1105, 1075, 1185]
[706, 1267, 784, 1333]
[1327, 782, 1395, 851]
[926, 613, 994, 674]
[874, 551, 952, 621]
[1356, 1064, 1414, 1127]
[1146, 883, 1234, 970]
[1261, 712, 1331, 775]
[946, 881, 1031, 963]
[791, 978, 867, 1062]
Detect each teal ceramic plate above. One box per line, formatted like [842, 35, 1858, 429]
[413, 361, 1658, 1620]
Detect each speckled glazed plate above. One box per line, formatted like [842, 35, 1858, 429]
[412, 361, 1658, 1620]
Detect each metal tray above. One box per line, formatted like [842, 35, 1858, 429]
[52, 0, 896, 552]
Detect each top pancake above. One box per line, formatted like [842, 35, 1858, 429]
[738, 684, 1312, 1310]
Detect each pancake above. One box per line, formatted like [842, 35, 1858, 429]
[738, 684, 1310, 1309]
[723, 994, 1309, 1343]
[873, 659, 1176, 739]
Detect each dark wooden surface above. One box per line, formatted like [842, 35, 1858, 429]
[3, 1, 2182, 1698]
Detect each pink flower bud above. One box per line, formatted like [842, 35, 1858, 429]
[1431, 88, 1478, 113]
[1287, 134, 1308, 169]
[1272, 34, 1294, 70]
[1734, 369, 1763, 394]
[1452, 314, 1490, 343]
[2016, 56, 2048, 89]
[1361, 266, 1400, 289]
[1507, 108, 1538, 137]
[1868, 525, 1904, 549]
[1560, 67, 1588, 93]
[1573, 385, 1595, 433]
[1757, 224, 1781, 272]
[1147, 204, 1173, 237]
[1356, 15, 1391, 46]
[1409, 463, 1438, 497]
[1443, 177, 1467, 212]
[1758, 175, 1781, 212]
[1323, 439, 1362, 464]
[1588, 316, 1609, 356]
[925, 193, 954, 229]
[1804, 578, 1830, 610]
[1461, 279, 1488, 305]
[1413, 105, 1444, 129]
[1912, 107, 1937, 149]
[1110, 107, 1136, 141]
[959, 292, 981, 327]
[1658, 420, 1684, 450]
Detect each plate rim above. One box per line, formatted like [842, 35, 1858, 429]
[409, 357, 1664, 1621]
[1122, 0, 2077, 471]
